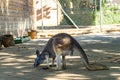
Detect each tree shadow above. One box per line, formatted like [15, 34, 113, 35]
[0, 34, 120, 80]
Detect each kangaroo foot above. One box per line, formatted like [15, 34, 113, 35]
[42, 66, 49, 70]
[55, 67, 62, 71]
[87, 63, 109, 71]
[62, 64, 66, 69]
[49, 64, 56, 67]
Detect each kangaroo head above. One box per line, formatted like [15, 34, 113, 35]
[34, 50, 45, 68]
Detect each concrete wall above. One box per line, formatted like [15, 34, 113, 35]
[35, 0, 63, 26]
[0, 0, 33, 37]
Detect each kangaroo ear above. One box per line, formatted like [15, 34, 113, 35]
[36, 49, 40, 57]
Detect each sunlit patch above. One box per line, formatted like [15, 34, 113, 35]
[1, 58, 15, 62]
[92, 49, 104, 53]
[44, 78, 63, 80]
[45, 73, 90, 80]
[91, 49, 120, 55]
[1, 63, 20, 66]
[110, 73, 120, 77]
[66, 56, 81, 59]
[23, 39, 47, 46]
[27, 55, 36, 58]
[21, 69, 33, 73]
[110, 66, 120, 69]
[57, 73, 90, 79]
[117, 77, 120, 80]
[16, 73, 24, 76]
[16, 59, 31, 62]
[80, 40, 102, 43]
[0, 52, 17, 56]
[15, 66, 26, 69]
[91, 49, 108, 54]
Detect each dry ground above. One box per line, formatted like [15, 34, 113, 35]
[0, 32, 120, 80]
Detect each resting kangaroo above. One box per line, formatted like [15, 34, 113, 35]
[34, 33, 109, 70]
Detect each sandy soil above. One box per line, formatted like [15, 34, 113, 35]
[0, 33, 120, 80]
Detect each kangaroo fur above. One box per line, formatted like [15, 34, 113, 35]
[34, 33, 109, 70]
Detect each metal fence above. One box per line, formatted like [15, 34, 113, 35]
[36, 0, 120, 30]
[59, 0, 96, 26]
[58, 0, 120, 27]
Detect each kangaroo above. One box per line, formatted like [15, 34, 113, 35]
[34, 33, 109, 70]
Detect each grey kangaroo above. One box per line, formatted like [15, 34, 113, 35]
[34, 33, 109, 70]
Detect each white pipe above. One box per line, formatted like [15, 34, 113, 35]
[41, 0, 44, 31]
[100, 0, 102, 32]
[56, 0, 59, 25]
[32, 0, 37, 30]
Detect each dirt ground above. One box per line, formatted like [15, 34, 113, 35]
[0, 32, 120, 80]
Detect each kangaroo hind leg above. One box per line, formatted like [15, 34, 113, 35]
[62, 55, 66, 69]
[56, 54, 62, 70]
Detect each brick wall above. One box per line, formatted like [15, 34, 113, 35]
[0, 0, 33, 37]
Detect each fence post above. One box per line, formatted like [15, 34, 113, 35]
[100, 0, 102, 32]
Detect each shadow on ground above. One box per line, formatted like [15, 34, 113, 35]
[0, 33, 120, 80]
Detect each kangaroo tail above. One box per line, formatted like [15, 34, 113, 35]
[72, 37, 90, 67]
